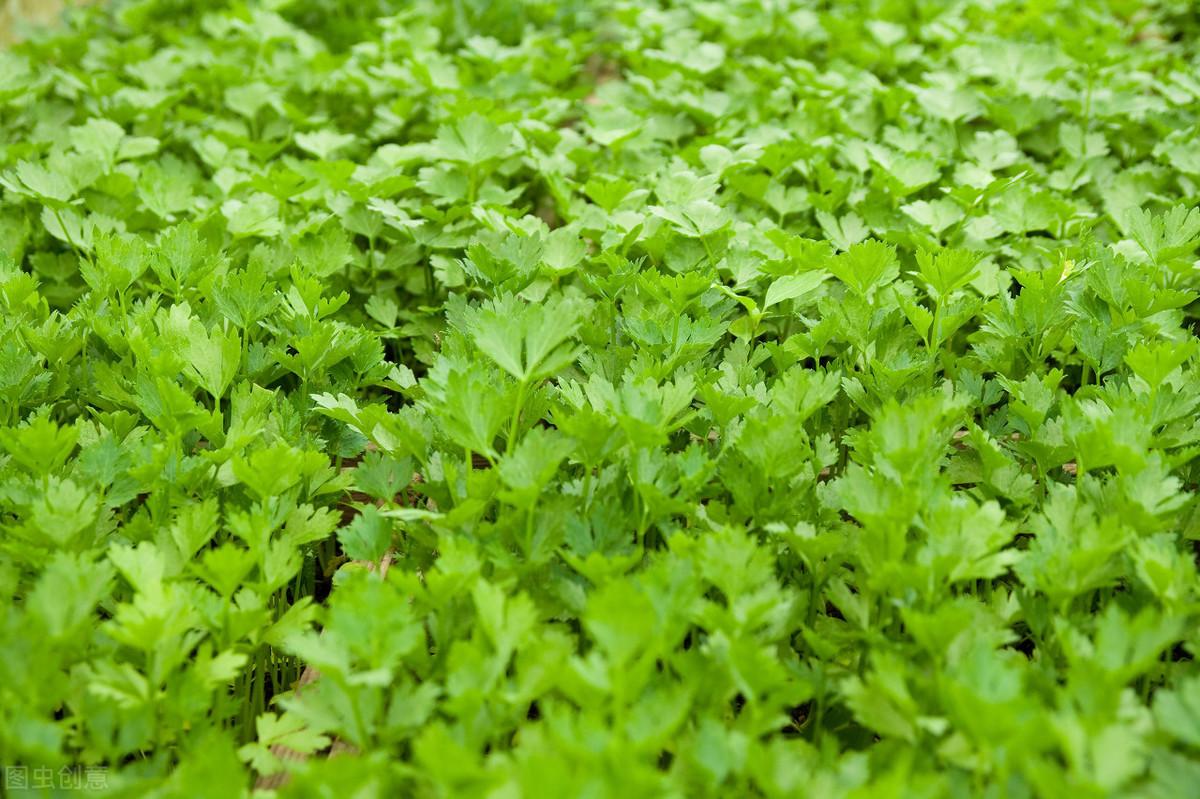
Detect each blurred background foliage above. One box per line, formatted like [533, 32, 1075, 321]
[1, 0, 84, 45]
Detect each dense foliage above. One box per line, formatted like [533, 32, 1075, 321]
[3, 0, 1200, 795]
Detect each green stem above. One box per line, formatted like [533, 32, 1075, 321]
[506, 378, 529, 455]
[467, 167, 479, 205]
[610, 306, 620, 378]
[700, 234, 716, 267]
[51, 206, 90, 265]
[583, 465, 594, 511]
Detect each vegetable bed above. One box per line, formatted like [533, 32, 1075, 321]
[2, 0, 1200, 796]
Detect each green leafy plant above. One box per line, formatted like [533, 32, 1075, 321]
[1, 0, 1200, 796]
